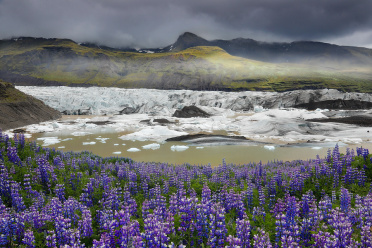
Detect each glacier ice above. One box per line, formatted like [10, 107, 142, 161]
[142, 143, 161, 150]
[17, 86, 372, 116]
[171, 145, 189, 151]
[127, 148, 141, 152]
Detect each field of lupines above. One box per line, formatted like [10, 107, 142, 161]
[1, 129, 372, 247]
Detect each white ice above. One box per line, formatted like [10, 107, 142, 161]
[171, 145, 189, 151]
[82, 142, 96, 145]
[72, 131, 92, 136]
[113, 151, 122, 154]
[37, 137, 60, 146]
[12, 87, 372, 147]
[264, 145, 275, 150]
[127, 148, 141, 152]
[142, 143, 161, 150]
[119, 126, 187, 142]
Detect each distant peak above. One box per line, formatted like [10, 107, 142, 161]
[170, 32, 209, 52]
[179, 32, 200, 38]
[176, 32, 207, 42]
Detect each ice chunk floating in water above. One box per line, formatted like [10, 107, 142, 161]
[113, 151, 122, 154]
[142, 143, 161, 150]
[72, 131, 92, 136]
[120, 126, 187, 142]
[264, 145, 275, 150]
[37, 137, 60, 146]
[83, 142, 96, 145]
[127, 148, 141, 152]
[171, 145, 189, 152]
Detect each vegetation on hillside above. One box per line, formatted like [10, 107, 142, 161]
[1, 38, 372, 92]
[0, 80, 30, 103]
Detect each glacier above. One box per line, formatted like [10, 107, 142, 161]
[11, 86, 372, 147]
[16, 86, 372, 116]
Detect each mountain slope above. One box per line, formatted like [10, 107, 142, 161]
[0, 37, 372, 92]
[165, 32, 372, 68]
[0, 80, 61, 130]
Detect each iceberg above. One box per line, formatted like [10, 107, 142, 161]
[120, 126, 188, 142]
[171, 145, 189, 152]
[142, 143, 161, 150]
[127, 148, 141, 152]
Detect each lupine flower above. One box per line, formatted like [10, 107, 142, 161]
[22, 229, 35, 248]
[253, 228, 272, 248]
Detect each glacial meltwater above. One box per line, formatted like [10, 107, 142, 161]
[28, 122, 372, 166]
[15, 87, 372, 166]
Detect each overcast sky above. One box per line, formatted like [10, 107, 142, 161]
[1, 0, 372, 48]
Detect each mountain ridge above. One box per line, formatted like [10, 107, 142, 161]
[0, 35, 372, 92]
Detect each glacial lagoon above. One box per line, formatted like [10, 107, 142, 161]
[15, 86, 372, 166]
[26, 116, 372, 167]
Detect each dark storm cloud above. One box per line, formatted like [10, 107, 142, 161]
[0, 0, 372, 48]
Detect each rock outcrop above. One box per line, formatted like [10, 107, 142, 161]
[172, 106, 210, 118]
[0, 81, 61, 130]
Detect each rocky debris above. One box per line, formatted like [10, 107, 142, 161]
[140, 119, 151, 124]
[166, 134, 247, 142]
[153, 119, 175, 124]
[61, 109, 91, 115]
[119, 106, 139, 115]
[294, 99, 372, 110]
[173, 106, 210, 118]
[86, 121, 114, 125]
[12, 128, 26, 133]
[308, 115, 372, 127]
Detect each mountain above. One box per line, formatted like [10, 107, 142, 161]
[0, 36, 372, 92]
[0, 80, 61, 130]
[164, 32, 372, 68]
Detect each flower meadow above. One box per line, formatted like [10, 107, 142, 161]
[1, 130, 372, 247]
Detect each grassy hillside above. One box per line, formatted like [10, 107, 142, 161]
[0, 80, 31, 103]
[1, 38, 372, 92]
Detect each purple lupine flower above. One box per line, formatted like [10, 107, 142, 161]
[281, 232, 299, 248]
[252, 228, 272, 248]
[143, 213, 172, 248]
[201, 184, 211, 203]
[313, 229, 338, 247]
[118, 220, 141, 247]
[207, 203, 227, 248]
[142, 200, 151, 220]
[340, 188, 351, 213]
[45, 230, 57, 248]
[360, 225, 372, 247]
[78, 207, 93, 238]
[0, 204, 11, 246]
[178, 196, 197, 234]
[10, 181, 26, 212]
[195, 202, 213, 244]
[328, 209, 353, 247]
[275, 213, 286, 245]
[54, 216, 72, 246]
[92, 233, 111, 248]
[55, 184, 65, 203]
[7, 146, 22, 166]
[236, 216, 251, 248]
[23, 174, 32, 195]
[63, 197, 81, 226]
[226, 235, 242, 247]
[22, 229, 35, 248]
